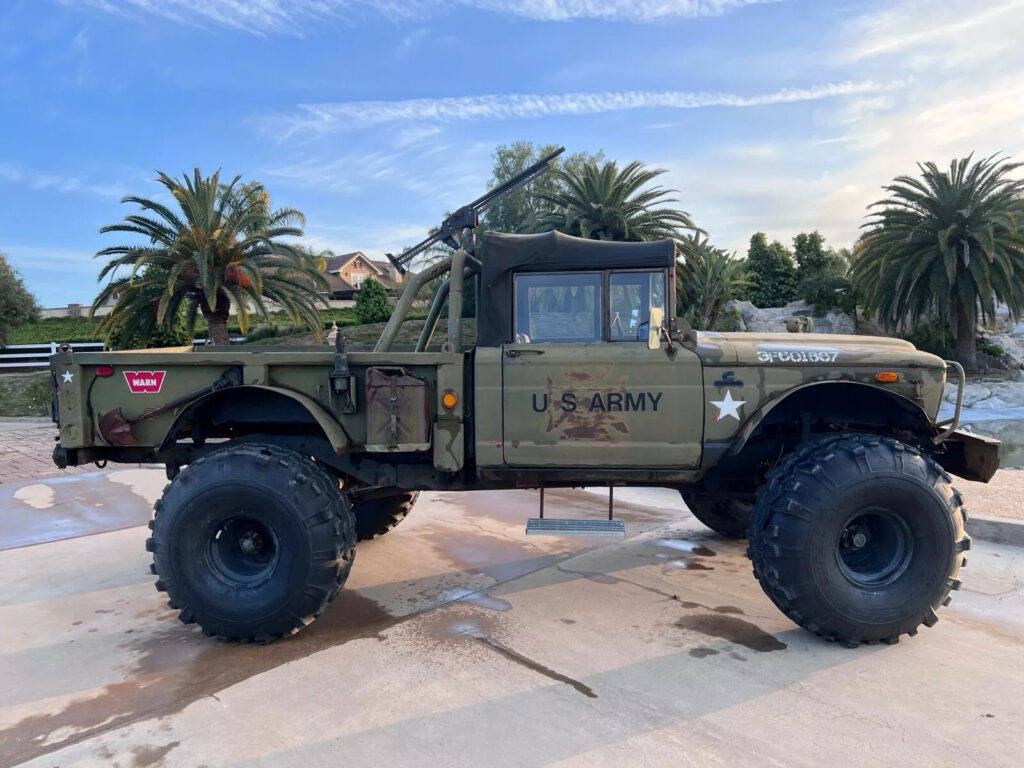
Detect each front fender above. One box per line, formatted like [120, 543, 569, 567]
[159, 384, 350, 454]
[728, 380, 933, 456]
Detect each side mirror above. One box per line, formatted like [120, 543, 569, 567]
[647, 307, 663, 350]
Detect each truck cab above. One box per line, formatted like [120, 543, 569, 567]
[471, 231, 703, 474]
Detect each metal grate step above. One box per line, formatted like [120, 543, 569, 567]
[525, 518, 626, 537]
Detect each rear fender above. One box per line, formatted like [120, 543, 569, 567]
[159, 384, 350, 453]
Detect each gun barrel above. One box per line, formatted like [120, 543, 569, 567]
[386, 145, 566, 274]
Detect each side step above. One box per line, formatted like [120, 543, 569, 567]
[526, 518, 625, 536]
[524, 486, 625, 536]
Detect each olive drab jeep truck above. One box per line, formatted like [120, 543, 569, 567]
[50, 148, 1000, 648]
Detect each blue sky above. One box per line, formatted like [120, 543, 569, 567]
[2, 0, 1022, 306]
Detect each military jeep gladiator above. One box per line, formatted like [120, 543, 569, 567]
[50, 154, 1000, 648]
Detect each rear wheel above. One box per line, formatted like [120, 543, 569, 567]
[354, 491, 419, 541]
[681, 492, 750, 539]
[748, 435, 967, 647]
[148, 443, 356, 642]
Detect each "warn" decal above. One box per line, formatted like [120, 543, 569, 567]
[124, 370, 166, 394]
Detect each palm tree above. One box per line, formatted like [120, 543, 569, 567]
[92, 169, 328, 346]
[676, 233, 752, 330]
[530, 160, 698, 242]
[852, 155, 1024, 370]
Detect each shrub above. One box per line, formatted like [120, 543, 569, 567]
[354, 278, 392, 324]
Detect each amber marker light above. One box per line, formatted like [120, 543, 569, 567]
[442, 391, 458, 410]
[875, 371, 899, 383]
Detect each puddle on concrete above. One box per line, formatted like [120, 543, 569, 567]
[689, 647, 719, 659]
[474, 636, 597, 699]
[674, 600, 745, 615]
[442, 615, 596, 698]
[0, 474, 154, 551]
[676, 614, 787, 653]
[0, 590, 399, 766]
[130, 739, 180, 767]
[13, 484, 56, 510]
[650, 539, 717, 557]
[427, 531, 566, 584]
[663, 559, 713, 572]
[105, 469, 165, 502]
[439, 588, 512, 612]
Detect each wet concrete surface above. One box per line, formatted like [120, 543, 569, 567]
[0, 479, 1022, 767]
[0, 469, 162, 550]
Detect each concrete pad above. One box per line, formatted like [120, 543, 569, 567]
[0, 479, 1022, 768]
[0, 469, 163, 550]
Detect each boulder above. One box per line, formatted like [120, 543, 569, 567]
[722, 300, 857, 336]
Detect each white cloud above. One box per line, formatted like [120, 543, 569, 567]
[0, 161, 126, 198]
[266, 80, 908, 138]
[664, 0, 1024, 257]
[61, 0, 783, 33]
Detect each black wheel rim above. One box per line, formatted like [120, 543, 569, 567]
[207, 515, 279, 587]
[836, 507, 913, 587]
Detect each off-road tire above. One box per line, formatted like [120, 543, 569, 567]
[354, 492, 419, 541]
[681, 492, 750, 538]
[748, 434, 968, 647]
[147, 443, 356, 643]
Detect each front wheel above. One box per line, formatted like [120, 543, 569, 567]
[748, 435, 968, 647]
[148, 443, 356, 642]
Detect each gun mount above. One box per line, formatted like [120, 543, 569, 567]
[385, 145, 565, 274]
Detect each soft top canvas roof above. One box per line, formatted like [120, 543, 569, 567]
[477, 231, 676, 347]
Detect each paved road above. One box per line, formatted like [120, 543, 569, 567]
[0, 471, 1021, 767]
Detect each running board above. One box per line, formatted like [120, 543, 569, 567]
[526, 518, 626, 536]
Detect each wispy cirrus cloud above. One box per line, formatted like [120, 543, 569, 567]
[0, 160, 126, 198]
[60, 0, 784, 34]
[265, 80, 909, 138]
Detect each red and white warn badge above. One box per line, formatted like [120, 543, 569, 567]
[123, 370, 166, 394]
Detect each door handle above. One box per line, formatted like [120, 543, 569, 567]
[506, 349, 545, 357]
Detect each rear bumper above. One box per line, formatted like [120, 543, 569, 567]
[936, 429, 1001, 483]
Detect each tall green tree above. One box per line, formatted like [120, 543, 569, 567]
[484, 142, 605, 234]
[792, 231, 829, 280]
[0, 253, 40, 347]
[676, 234, 752, 330]
[792, 232, 856, 313]
[852, 154, 1024, 370]
[92, 169, 328, 346]
[743, 233, 799, 307]
[531, 159, 698, 242]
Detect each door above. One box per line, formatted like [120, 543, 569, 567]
[501, 269, 704, 467]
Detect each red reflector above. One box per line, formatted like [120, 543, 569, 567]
[95, 365, 114, 377]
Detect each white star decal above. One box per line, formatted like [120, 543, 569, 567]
[711, 390, 745, 421]
[61, 370, 73, 384]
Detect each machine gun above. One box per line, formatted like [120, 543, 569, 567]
[385, 145, 565, 275]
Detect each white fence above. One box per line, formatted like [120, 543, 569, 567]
[0, 342, 105, 369]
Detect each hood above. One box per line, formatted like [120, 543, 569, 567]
[694, 331, 946, 370]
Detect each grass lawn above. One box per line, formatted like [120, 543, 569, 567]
[0, 372, 51, 417]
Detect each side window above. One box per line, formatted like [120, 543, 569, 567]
[514, 272, 602, 343]
[609, 271, 666, 341]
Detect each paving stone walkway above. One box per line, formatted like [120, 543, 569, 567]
[0, 419, 89, 484]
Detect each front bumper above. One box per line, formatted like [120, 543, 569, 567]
[936, 429, 1001, 483]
